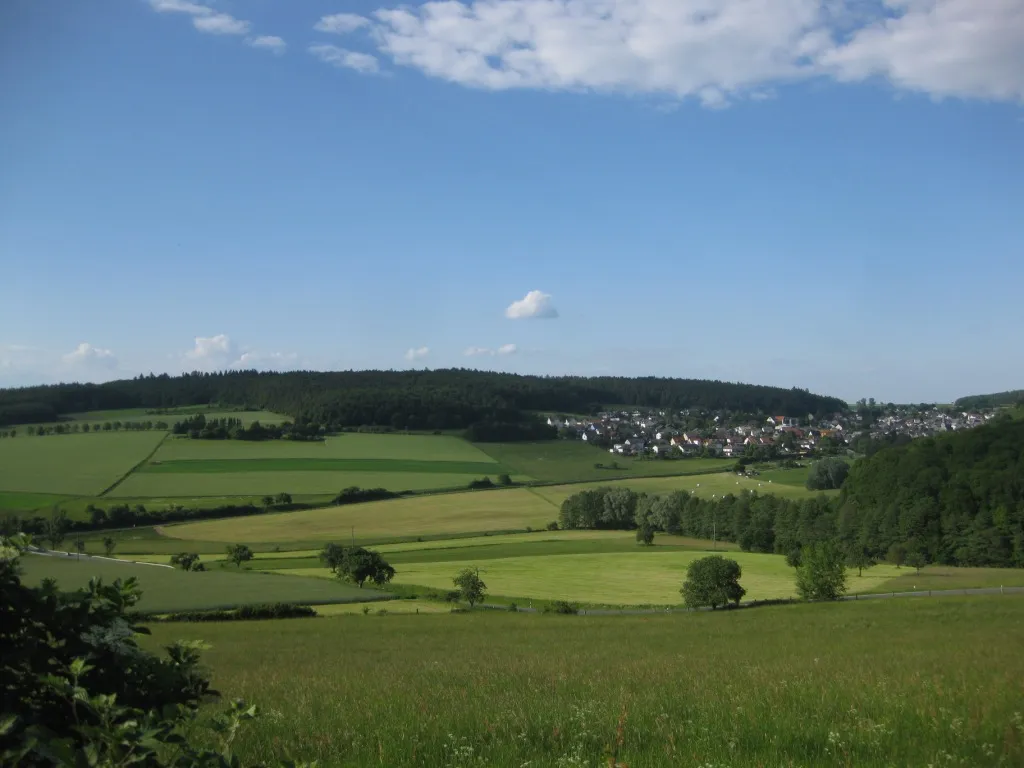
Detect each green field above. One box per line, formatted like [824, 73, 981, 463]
[477, 440, 732, 482]
[145, 597, 1024, 766]
[0, 431, 167, 496]
[161, 488, 558, 543]
[153, 433, 500, 462]
[374, 550, 901, 604]
[65, 408, 289, 425]
[111, 470, 499, 498]
[139, 457, 506, 475]
[0, 491, 77, 513]
[19, 554, 384, 612]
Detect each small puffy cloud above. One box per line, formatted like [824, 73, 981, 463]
[497, 343, 518, 355]
[185, 334, 234, 362]
[405, 346, 430, 361]
[309, 44, 380, 74]
[506, 290, 558, 320]
[247, 35, 287, 55]
[148, 0, 211, 14]
[193, 13, 250, 35]
[315, 13, 370, 34]
[63, 343, 117, 369]
[464, 346, 493, 357]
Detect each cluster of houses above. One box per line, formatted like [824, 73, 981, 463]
[547, 405, 1000, 458]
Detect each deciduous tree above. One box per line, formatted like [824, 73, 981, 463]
[226, 544, 254, 569]
[681, 555, 746, 610]
[796, 540, 847, 600]
[452, 567, 487, 607]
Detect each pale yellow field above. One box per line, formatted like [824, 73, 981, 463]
[114, 549, 320, 564]
[160, 488, 558, 543]
[314, 600, 452, 616]
[532, 471, 837, 507]
[282, 551, 902, 606]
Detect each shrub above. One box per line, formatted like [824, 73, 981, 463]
[546, 521, 559, 531]
[546, 600, 579, 615]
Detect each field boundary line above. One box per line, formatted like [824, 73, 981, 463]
[97, 431, 171, 498]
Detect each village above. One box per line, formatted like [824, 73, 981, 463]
[547, 403, 1002, 459]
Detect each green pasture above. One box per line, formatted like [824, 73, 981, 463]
[313, 599, 451, 616]
[111, 470, 492, 498]
[161, 488, 558, 543]
[371, 550, 902, 605]
[65, 408, 289, 426]
[139, 457, 507, 475]
[147, 598, 1024, 766]
[0, 431, 166, 496]
[19, 554, 384, 612]
[0, 491, 78, 513]
[532, 468, 834, 507]
[871, 565, 1024, 593]
[477, 441, 732, 482]
[152, 433, 498, 463]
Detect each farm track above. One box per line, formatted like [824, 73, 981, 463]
[97, 431, 170, 498]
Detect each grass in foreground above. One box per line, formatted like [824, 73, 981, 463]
[19, 555, 384, 612]
[148, 597, 1024, 767]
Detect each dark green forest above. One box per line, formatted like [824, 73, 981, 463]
[0, 370, 846, 428]
[954, 389, 1024, 409]
[560, 417, 1024, 568]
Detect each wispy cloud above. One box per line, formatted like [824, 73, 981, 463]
[309, 44, 380, 74]
[247, 35, 287, 55]
[465, 343, 519, 356]
[405, 346, 430, 362]
[232, 350, 298, 370]
[325, 0, 1024, 104]
[62, 342, 118, 370]
[147, 0, 284, 50]
[314, 13, 370, 34]
[506, 290, 558, 320]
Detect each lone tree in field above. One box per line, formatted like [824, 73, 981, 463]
[102, 536, 117, 557]
[905, 550, 927, 575]
[336, 547, 395, 588]
[681, 555, 746, 610]
[226, 544, 254, 569]
[636, 522, 655, 546]
[452, 567, 487, 607]
[261, 495, 274, 509]
[805, 458, 851, 491]
[319, 542, 345, 574]
[845, 544, 875, 577]
[170, 552, 203, 572]
[796, 540, 847, 600]
[44, 509, 69, 551]
[274, 492, 292, 506]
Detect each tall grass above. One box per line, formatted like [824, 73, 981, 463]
[149, 597, 1024, 767]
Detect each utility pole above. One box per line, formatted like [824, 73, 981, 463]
[351, 526, 355, 546]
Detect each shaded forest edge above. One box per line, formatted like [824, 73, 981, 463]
[0, 369, 847, 429]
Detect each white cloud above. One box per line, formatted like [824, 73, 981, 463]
[497, 343, 518, 355]
[148, 0, 212, 15]
[62, 343, 117, 369]
[464, 346, 494, 357]
[192, 12, 250, 36]
[506, 290, 559, 320]
[184, 334, 235, 362]
[232, 350, 299, 370]
[820, 0, 1024, 102]
[309, 44, 381, 73]
[315, 13, 371, 34]
[247, 35, 287, 54]
[339, 0, 1024, 105]
[405, 346, 430, 361]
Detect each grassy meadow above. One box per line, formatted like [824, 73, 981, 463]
[0, 431, 166, 496]
[477, 440, 732, 482]
[147, 597, 1024, 767]
[160, 488, 559, 543]
[19, 554, 384, 612]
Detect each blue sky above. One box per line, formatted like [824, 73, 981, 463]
[1, 0, 1022, 403]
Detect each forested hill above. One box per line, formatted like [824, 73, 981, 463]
[954, 389, 1024, 409]
[839, 416, 1024, 566]
[0, 370, 847, 428]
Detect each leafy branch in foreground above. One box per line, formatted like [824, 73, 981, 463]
[0, 534, 314, 767]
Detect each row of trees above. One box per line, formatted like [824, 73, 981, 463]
[0, 369, 848, 429]
[558, 418, 1024, 569]
[171, 414, 322, 442]
[3, 420, 171, 438]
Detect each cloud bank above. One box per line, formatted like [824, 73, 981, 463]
[62, 343, 118, 369]
[506, 290, 559, 319]
[310, 1, 1024, 105]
